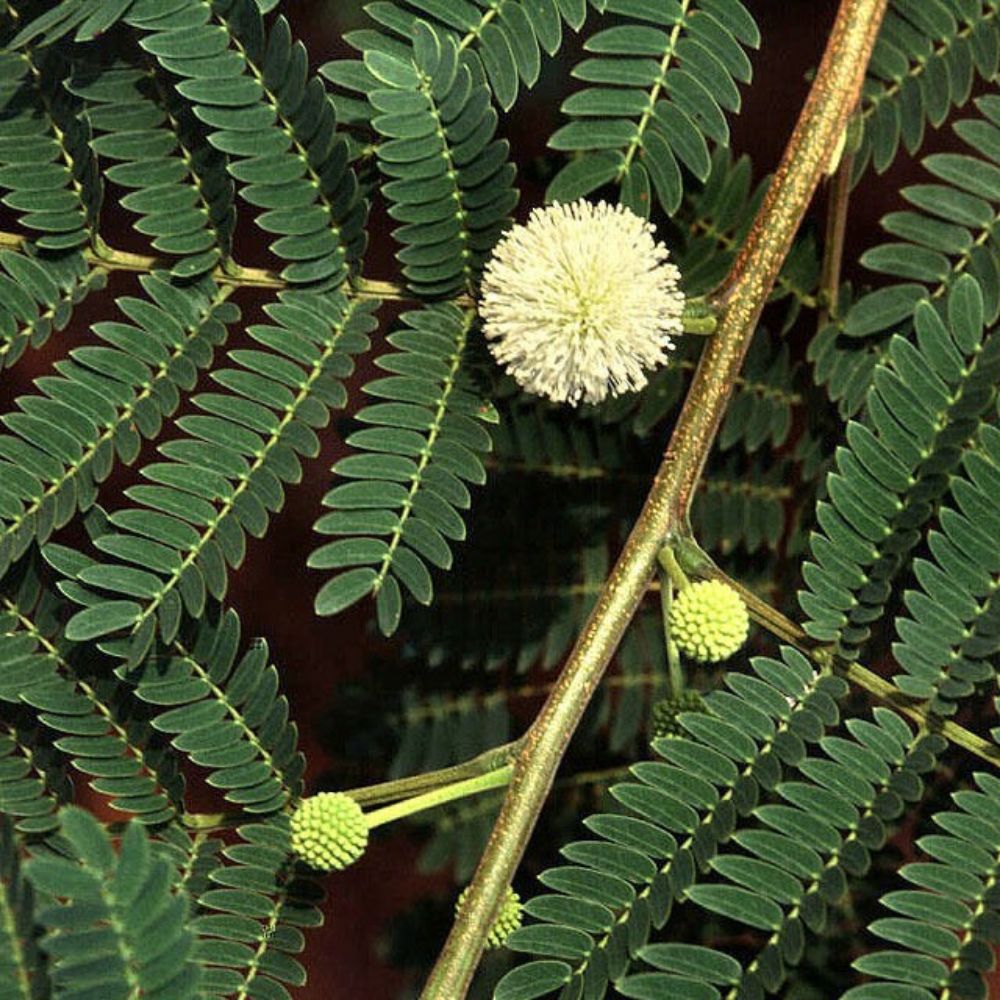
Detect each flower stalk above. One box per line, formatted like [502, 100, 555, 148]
[364, 766, 514, 831]
[424, 2, 890, 994]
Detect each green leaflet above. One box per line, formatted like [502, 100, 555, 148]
[717, 332, 797, 453]
[546, 0, 759, 217]
[312, 303, 495, 635]
[8, 1, 140, 48]
[808, 287, 886, 420]
[153, 823, 223, 900]
[25, 808, 202, 1000]
[695, 456, 789, 557]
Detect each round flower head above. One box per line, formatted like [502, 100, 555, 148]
[456, 885, 522, 949]
[290, 792, 368, 871]
[479, 199, 685, 405]
[649, 690, 706, 740]
[671, 580, 750, 663]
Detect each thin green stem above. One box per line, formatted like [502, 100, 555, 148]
[682, 314, 719, 335]
[160, 740, 524, 834]
[655, 562, 683, 698]
[0, 229, 414, 302]
[690, 553, 1000, 768]
[817, 140, 854, 328]
[619, 0, 693, 176]
[365, 766, 513, 830]
[0, 852, 32, 1000]
[345, 740, 523, 807]
[657, 545, 690, 591]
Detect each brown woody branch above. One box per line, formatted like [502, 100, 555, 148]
[422, 2, 890, 994]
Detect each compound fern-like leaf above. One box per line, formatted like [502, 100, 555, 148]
[0, 250, 105, 377]
[70, 57, 236, 278]
[55, 292, 376, 665]
[326, 0, 603, 114]
[842, 771, 1000, 1000]
[799, 275, 999, 656]
[312, 303, 495, 635]
[499, 650, 943, 1000]
[0, 273, 232, 580]
[2, 556, 183, 824]
[355, 21, 518, 296]
[857, 0, 1000, 178]
[0, 41, 100, 250]
[546, 0, 759, 216]
[890, 400, 1000, 714]
[129, 0, 366, 287]
[26, 807, 201, 1000]
[192, 815, 323, 1000]
[128, 606, 305, 814]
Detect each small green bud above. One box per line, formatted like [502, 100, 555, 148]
[290, 792, 368, 871]
[649, 690, 706, 740]
[456, 885, 522, 949]
[671, 579, 749, 662]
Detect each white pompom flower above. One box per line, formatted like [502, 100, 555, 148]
[479, 199, 685, 406]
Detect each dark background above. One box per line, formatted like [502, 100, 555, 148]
[3, 1, 995, 997]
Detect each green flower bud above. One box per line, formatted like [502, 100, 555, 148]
[456, 885, 522, 949]
[290, 792, 368, 871]
[671, 579, 749, 662]
[649, 690, 706, 740]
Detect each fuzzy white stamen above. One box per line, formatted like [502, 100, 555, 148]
[479, 200, 685, 405]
